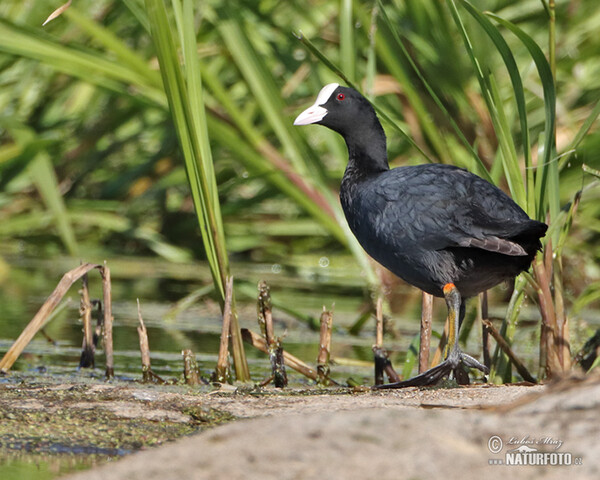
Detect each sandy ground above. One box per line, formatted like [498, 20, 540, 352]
[62, 377, 600, 480]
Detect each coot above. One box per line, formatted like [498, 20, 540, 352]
[294, 83, 547, 387]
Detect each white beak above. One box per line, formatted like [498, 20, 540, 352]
[293, 104, 328, 125]
[293, 83, 340, 126]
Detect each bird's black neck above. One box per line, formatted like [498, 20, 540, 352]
[342, 123, 389, 179]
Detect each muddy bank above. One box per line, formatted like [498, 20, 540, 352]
[1, 376, 598, 479]
[0, 379, 232, 458]
[51, 378, 599, 480]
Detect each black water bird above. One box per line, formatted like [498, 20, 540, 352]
[294, 84, 547, 387]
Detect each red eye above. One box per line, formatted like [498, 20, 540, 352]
[336, 93, 345, 101]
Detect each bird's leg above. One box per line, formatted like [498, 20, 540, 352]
[444, 287, 470, 384]
[444, 284, 489, 378]
[373, 283, 488, 389]
[443, 283, 460, 361]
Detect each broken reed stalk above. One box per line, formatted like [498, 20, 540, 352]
[222, 279, 250, 383]
[79, 272, 95, 369]
[375, 296, 383, 347]
[372, 297, 400, 385]
[228, 309, 250, 382]
[553, 260, 571, 372]
[372, 346, 401, 384]
[480, 291, 491, 370]
[0, 263, 103, 373]
[258, 281, 274, 341]
[101, 261, 114, 379]
[384, 361, 401, 383]
[271, 344, 287, 388]
[373, 296, 385, 385]
[135, 299, 164, 384]
[533, 257, 562, 379]
[241, 328, 317, 381]
[419, 292, 433, 374]
[555, 191, 581, 371]
[482, 319, 536, 383]
[182, 349, 200, 386]
[257, 281, 287, 388]
[136, 299, 152, 383]
[214, 276, 233, 383]
[316, 307, 333, 385]
[371, 346, 393, 385]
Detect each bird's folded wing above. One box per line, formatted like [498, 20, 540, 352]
[456, 235, 527, 256]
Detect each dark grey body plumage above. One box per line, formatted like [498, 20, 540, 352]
[340, 163, 546, 298]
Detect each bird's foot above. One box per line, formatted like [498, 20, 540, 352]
[372, 350, 488, 389]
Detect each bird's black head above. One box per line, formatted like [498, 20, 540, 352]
[294, 84, 379, 138]
[294, 83, 388, 172]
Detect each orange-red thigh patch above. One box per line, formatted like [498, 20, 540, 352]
[442, 283, 456, 294]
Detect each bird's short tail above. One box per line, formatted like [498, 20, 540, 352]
[511, 220, 548, 261]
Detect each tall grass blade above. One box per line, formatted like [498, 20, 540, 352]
[560, 99, 600, 170]
[340, 0, 356, 83]
[30, 153, 79, 256]
[449, 1, 526, 208]
[487, 12, 558, 224]
[458, 1, 533, 212]
[145, 0, 224, 296]
[364, 4, 378, 98]
[63, 8, 159, 82]
[486, 72, 526, 208]
[0, 19, 165, 107]
[144, 0, 249, 379]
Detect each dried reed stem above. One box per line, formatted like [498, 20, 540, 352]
[480, 291, 491, 370]
[372, 345, 385, 386]
[0, 263, 101, 373]
[482, 319, 536, 383]
[553, 262, 571, 371]
[534, 258, 561, 379]
[257, 281, 273, 340]
[257, 281, 287, 387]
[373, 297, 385, 385]
[372, 297, 400, 385]
[372, 346, 400, 385]
[241, 328, 317, 380]
[375, 296, 383, 347]
[384, 363, 401, 383]
[182, 349, 200, 386]
[101, 261, 114, 379]
[271, 346, 287, 388]
[214, 276, 233, 383]
[136, 299, 152, 383]
[317, 307, 333, 385]
[419, 292, 433, 374]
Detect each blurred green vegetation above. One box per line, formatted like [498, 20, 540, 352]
[1, 0, 599, 380]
